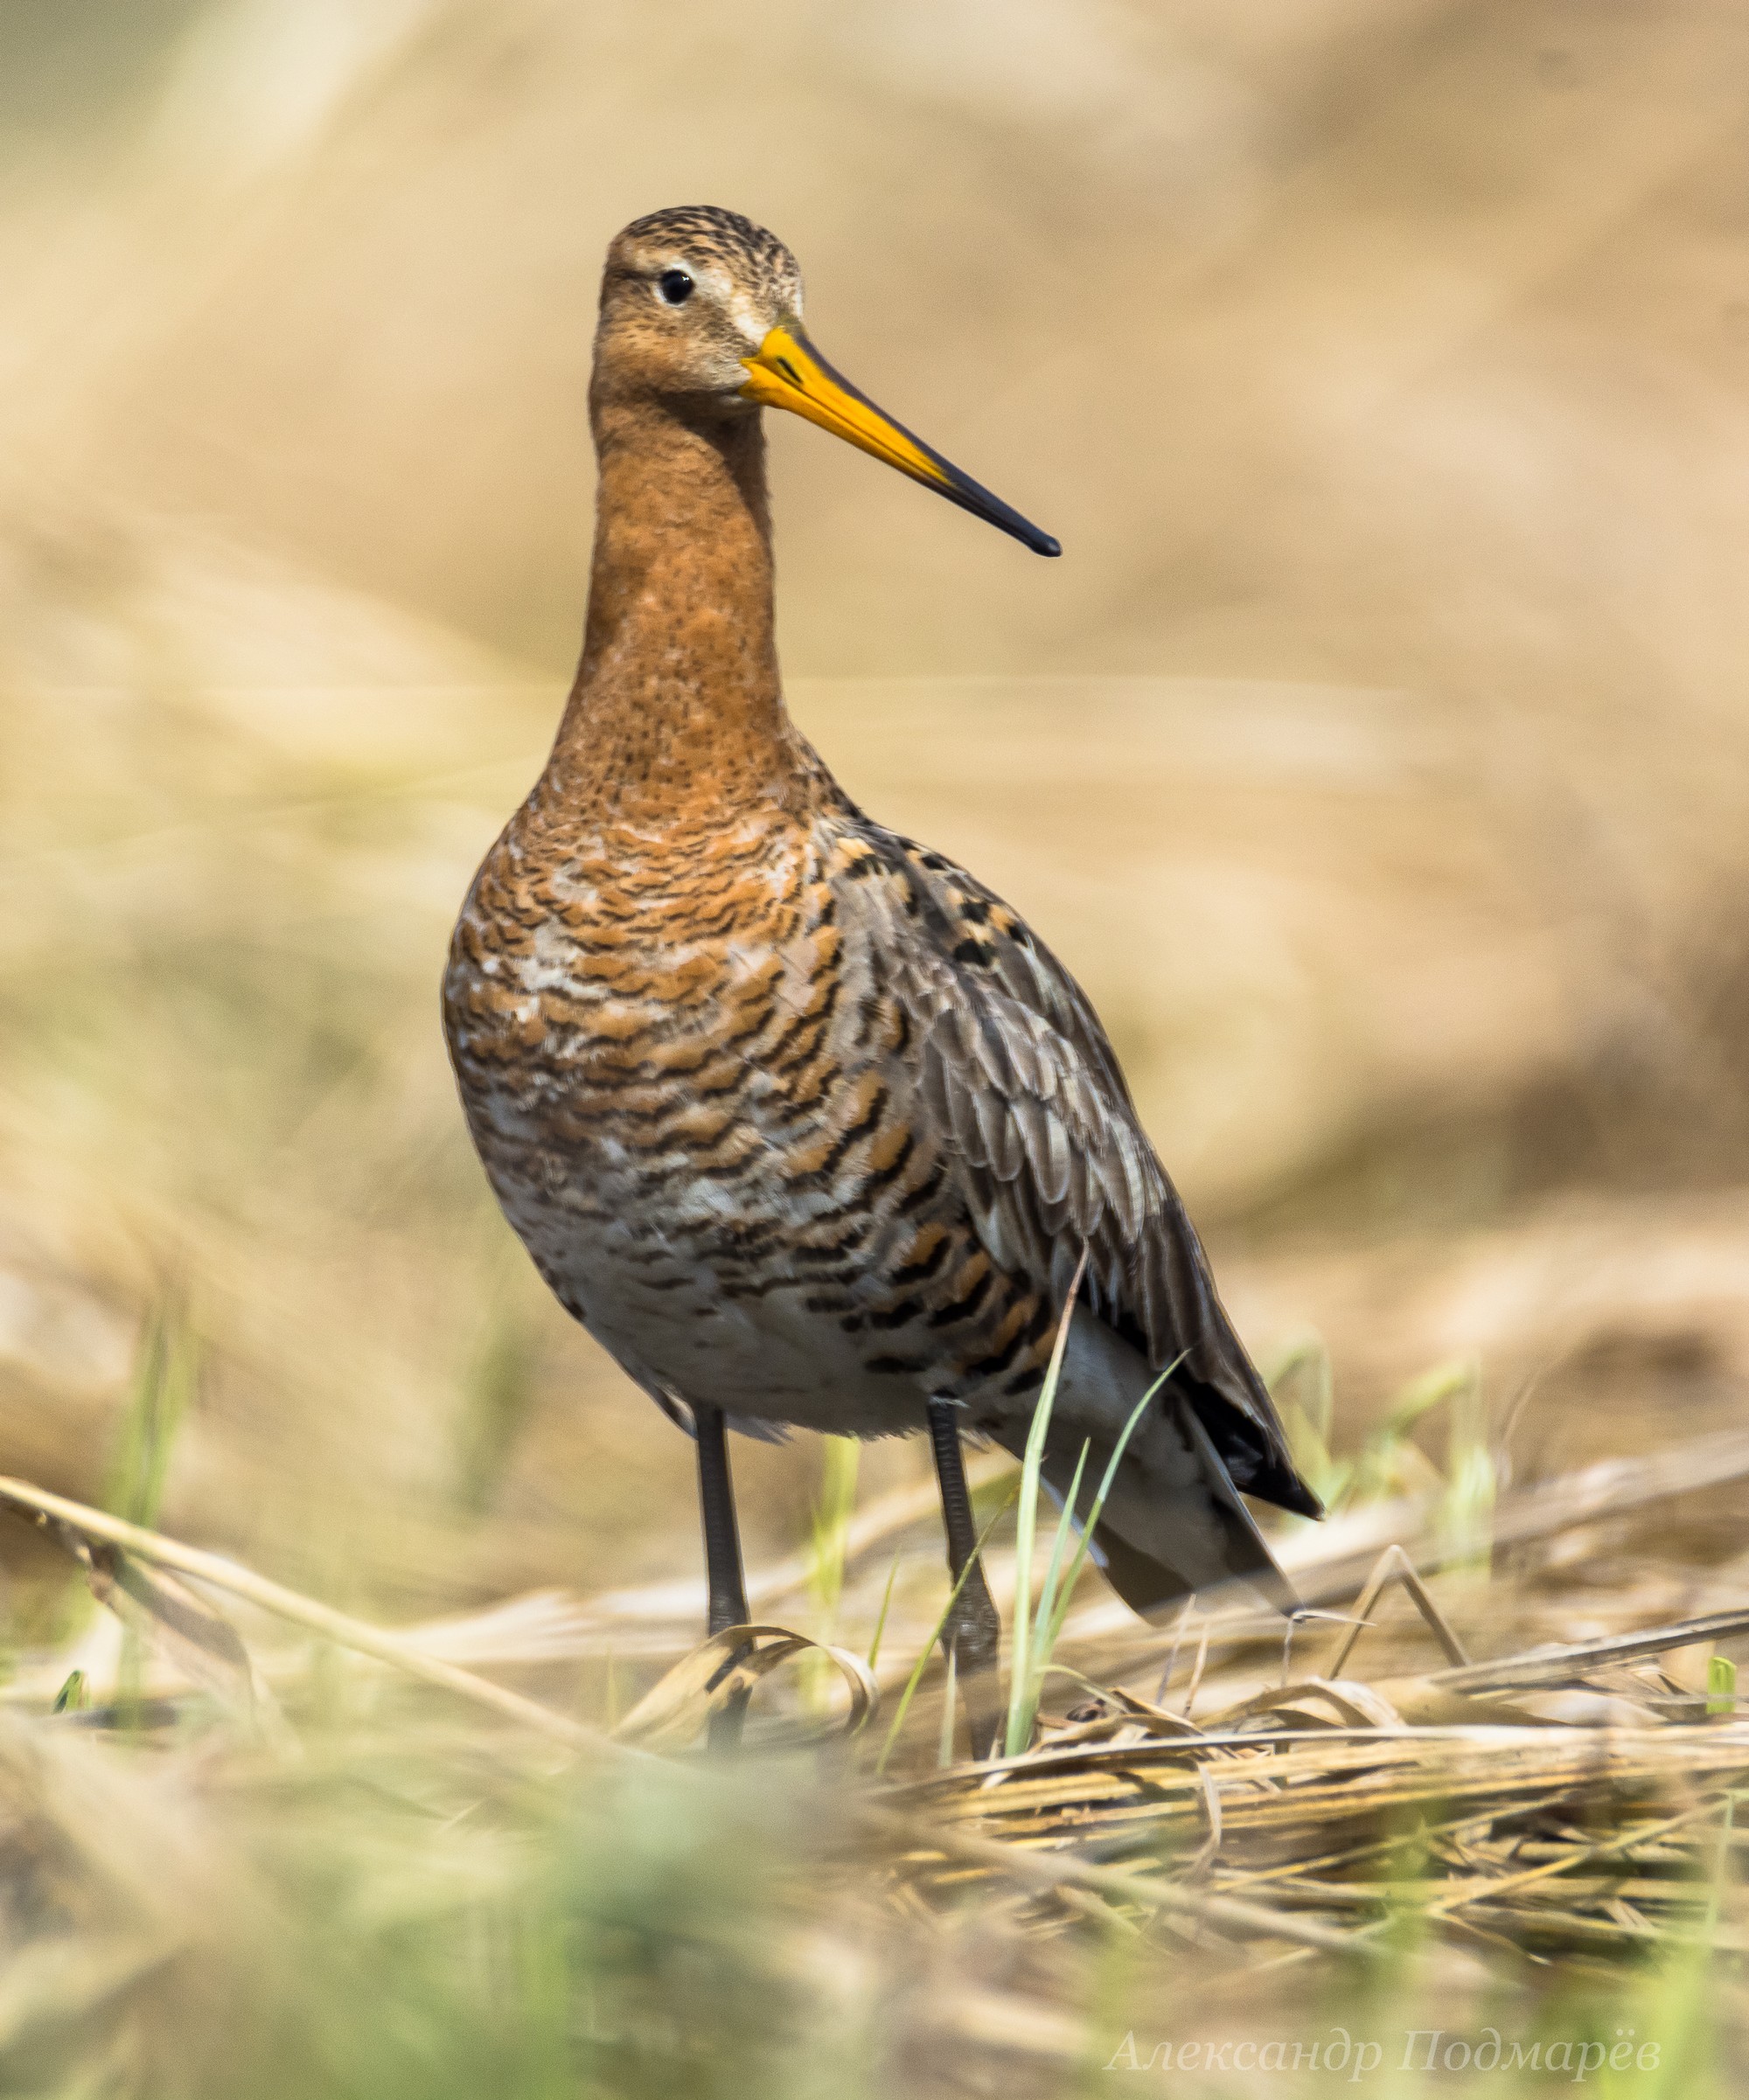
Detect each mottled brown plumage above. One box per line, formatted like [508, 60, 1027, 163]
[443, 208, 1318, 1740]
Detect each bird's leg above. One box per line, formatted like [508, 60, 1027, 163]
[693, 1400, 750, 1752]
[926, 1400, 1004, 1759]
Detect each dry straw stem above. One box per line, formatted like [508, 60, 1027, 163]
[0, 1474, 1402, 1953]
[0, 1472, 617, 1756]
[1326, 1544, 1471, 1677]
[611, 1624, 878, 1750]
[1425, 1606, 1749, 1697]
[11, 1452, 1749, 1970]
[894, 1721, 1749, 1954]
[854, 1802, 1382, 1959]
[0, 1477, 881, 1758]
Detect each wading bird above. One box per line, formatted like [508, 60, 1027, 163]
[443, 207, 1319, 1754]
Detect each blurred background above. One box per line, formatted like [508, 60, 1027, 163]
[6, 0, 1749, 1626]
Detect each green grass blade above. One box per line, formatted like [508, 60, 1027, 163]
[874, 1485, 1018, 1775]
[1007, 1365, 1172, 1753]
[809, 1435, 861, 1625]
[865, 1549, 902, 1673]
[107, 1299, 198, 1531]
[1033, 1380, 1158, 1674]
[937, 1649, 958, 1768]
[1440, 1366, 1495, 1573]
[1267, 1334, 1352, 1512]
[804, 1435, 861, 1708]
[1003, 1255, 1088, 1758]
[1028, 1437, 1091, 1691]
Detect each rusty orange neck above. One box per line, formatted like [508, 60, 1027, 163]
[549, 398, 799, 827]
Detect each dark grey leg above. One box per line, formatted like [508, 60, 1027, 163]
[926, 1400, 1004, 1759]
[693, 1401, 749, 1751]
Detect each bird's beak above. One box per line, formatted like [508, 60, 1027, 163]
[741, 324, 1061, 557]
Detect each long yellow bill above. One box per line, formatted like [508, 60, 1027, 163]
[741, 324, 1060, 557]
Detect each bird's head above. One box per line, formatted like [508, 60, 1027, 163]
[595, 205, 1059, 557]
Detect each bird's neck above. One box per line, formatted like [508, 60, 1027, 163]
[548, 398, 799, 827]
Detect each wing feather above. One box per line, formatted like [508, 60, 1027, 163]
[840, 818, 1317, 1514]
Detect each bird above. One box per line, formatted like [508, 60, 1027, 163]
[442, 205, 1320, 1755]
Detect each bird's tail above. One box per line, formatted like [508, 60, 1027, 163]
[995, 1313, 1300, 1622]
[1082, 1401, 1300, 1620]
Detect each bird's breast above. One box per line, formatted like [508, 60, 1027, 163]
[441, 805, 1059, 1427]
[442, 809, 917, 1257]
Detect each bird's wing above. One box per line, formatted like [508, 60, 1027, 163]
[843, 820, 1318, 1515]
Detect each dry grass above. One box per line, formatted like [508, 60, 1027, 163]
[6, 1406, 1749, 2093]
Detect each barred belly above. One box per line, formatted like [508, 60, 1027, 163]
[443, 803, 1058, 1439]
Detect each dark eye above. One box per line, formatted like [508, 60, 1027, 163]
[658, 268, 694, 306]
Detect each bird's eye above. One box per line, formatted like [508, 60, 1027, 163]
[658, 269, 694, 306]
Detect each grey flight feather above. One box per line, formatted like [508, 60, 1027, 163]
[849, 819, 1319, 1523]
